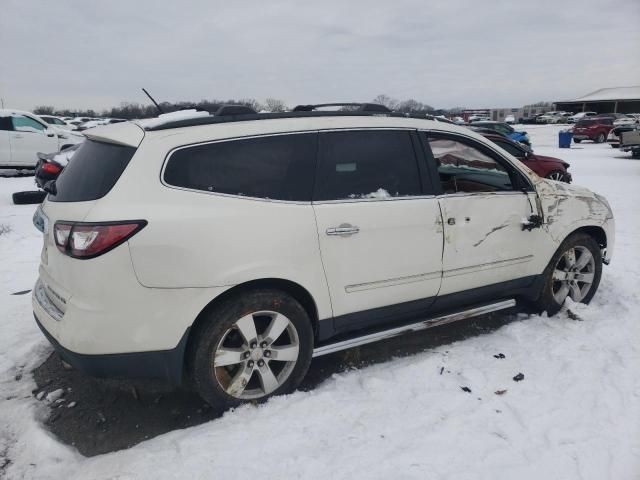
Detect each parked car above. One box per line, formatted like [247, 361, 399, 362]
[505, 114, 515, 124]
[39, 115, 76, 131]
[32, 105, 614, 408]
[481, 132, 571, 182]
[572, 117, 614, 143]
[1, 109, 83, 169]
[620, 127, 640, 158]
[539, 112, 572, 124]
[568, 112, 597, 124]
[520, 114, 544, 124]
[606, 125, 637, 148]
[468, 115, 490, 123]
[613, 114, 640, 127]
[469, 121, 531, 146]
[34, 143, 81, 189]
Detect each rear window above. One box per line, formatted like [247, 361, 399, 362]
[163, 133, 317, 201]
[49, 140, 136, 202]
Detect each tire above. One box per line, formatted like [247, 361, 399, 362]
[545, 171, 568, 182]
[189, 289, 314, 408]
[12, 190, 47, 205]
[573, 138, 582, 144]
[533, 233, 602, 316]
[632, 150, 640, 159]
[595, 133, 605, 143]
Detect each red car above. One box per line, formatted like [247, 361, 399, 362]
[572, 117, 614, 144]
[482, 133, 572, 183]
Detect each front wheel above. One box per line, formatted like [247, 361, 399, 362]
[595, 133, 606, 143]
[546, 171, 568, 182]
[573, 138, 582, 144]
[189, 289, 314, 407]
[533, 234, 602, 315]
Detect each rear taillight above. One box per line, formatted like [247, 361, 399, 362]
[42, 162, 62, 174]
[54, 221, 146, 259]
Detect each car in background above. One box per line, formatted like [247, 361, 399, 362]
[39, 115, 76, 131]
[76, 118, 127, 131]
[608, 124, 639, 149]
[34, 143, 80, 189]
[572, 117, 614, 144]
[481, 132, 571, 182]
[539, 112, 573, 124]
[468, 115, 490, 123]
[613, 114, 640, 127]
[568, 111, 597, 124]
[1, 109, 83, 169]
[469, 121, 531, 146]
[520, 114, 544, 124]
[505, 114, 515, 124]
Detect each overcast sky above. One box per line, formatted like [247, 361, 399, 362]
[1, 0, 639, 112]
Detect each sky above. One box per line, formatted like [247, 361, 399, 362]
[1, 0, 639, 112]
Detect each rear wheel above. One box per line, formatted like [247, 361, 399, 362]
[573, 138, 582, 144]
[189, 289, 314, 407]
[533, 234, 602, 315]
[595, 133, 605, 143]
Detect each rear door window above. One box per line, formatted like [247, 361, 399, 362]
[314, 130, 422, 201]
[49, 140, 136, 202]
[163, 133, 317, 201]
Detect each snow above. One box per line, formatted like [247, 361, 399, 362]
[135, 109, 210, 129]
[350, 188, 392, 199]
[0, 125, 639, 479]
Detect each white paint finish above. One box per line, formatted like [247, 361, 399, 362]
[313, 198, 443, 317]
[8, 129, 58, 166]
[438, 192, 546, 295]
[31, 117, 615, 357]
[83, 121, 145, 147]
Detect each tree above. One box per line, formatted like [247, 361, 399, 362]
[264, 98, 287, 113]
[33, 105, 55, 115]
[372, 94, 398, 110]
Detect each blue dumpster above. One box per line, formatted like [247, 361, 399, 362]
[558, 130, 573, 148]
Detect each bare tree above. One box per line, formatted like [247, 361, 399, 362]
[33, 106, 55, 115]
[372, 94, 398, 110]
[264, 98, 288, 113]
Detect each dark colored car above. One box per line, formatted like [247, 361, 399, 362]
[471, 121, 531, 146]
[482, 133, 571, 182]
[572, 117, 614, 143]
[34, 143, 80, 189]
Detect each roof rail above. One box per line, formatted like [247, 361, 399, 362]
[292, 103, 391, 113]
[214, 104, 257, 116]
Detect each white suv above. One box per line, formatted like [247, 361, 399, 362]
[1, 109, 83, 169]
[32, 104, 615, 407]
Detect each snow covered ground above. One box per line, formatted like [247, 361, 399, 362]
[0, 125, 638, 479]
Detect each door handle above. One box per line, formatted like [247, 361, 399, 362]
[326, 224, 360, 236]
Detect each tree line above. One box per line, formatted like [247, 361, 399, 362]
[33, 96, 553, 119]
[33, 95, 443, 119]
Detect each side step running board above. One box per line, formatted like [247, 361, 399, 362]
[312, 299, 516, 358]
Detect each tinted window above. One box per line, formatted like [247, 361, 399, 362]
[493, 139, 525, 158]
[164, 133, 317, 201]
[314, 130, 422, 201]
[0, 117, 12, 131]
[428, 137, 513, 194]
[11, 115, 46, 132]
[49, 140, 136, 202]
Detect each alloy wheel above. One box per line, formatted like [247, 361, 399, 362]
[547, 171, 565, 181]
[551, 246, 596, 304]
[212, 311, 300, 399]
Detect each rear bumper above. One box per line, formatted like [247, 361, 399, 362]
[34, 312, 189, 385]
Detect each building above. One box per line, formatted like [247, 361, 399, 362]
[554, 86, 640, 114]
